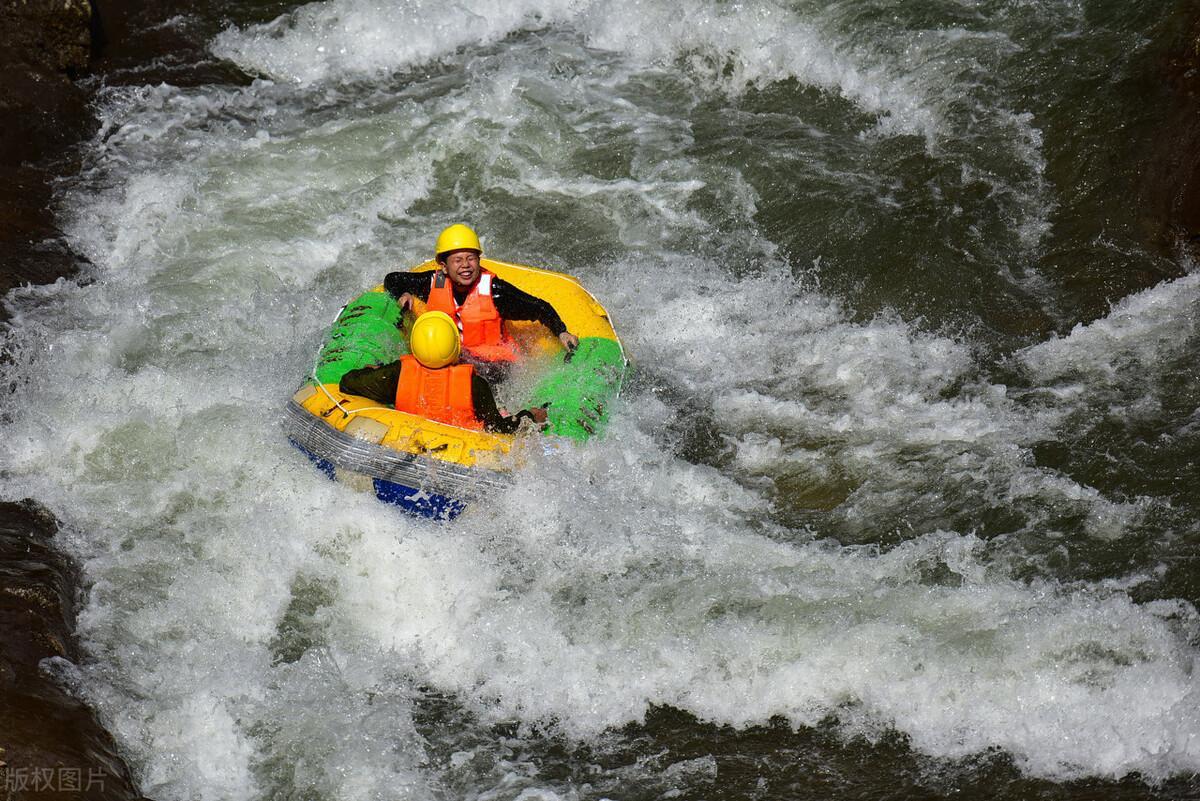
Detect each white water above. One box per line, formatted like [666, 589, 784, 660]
[3, 1, 1199, 799]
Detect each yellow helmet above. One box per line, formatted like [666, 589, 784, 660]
[435, 224, 482, 260]
[409, 311, 461, 369]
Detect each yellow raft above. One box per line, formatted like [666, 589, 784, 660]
[285, 258, 625, 518]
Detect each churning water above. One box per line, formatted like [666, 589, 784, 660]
[3, 0, 1200, 798]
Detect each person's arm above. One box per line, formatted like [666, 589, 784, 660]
[490, 277, 569, 337]
[339, 362, 402, 405]
[471, 374, 546, 433]
[384, 271, 434, 310]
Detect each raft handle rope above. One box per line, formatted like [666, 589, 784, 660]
[310, 366, 394, 419]
[309, 300, 398, 419]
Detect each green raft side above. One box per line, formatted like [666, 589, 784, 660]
[312, 291, 408, 385]
[527, 337, 625, 441]
[311, 292, 624, 442]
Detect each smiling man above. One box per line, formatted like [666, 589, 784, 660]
[384, 224, 579, 379]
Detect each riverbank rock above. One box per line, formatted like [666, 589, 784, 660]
[0, 0, 92, 73]
[0, 0, 95, 174]
[0, 0, 97, 316]
[0, 0, 261, 316]
[1144, 12, 1200, 255]
[0, 500, 147, 801]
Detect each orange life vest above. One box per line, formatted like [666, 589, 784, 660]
[393, 355, 483, 430]
[426, 270, 521, 363]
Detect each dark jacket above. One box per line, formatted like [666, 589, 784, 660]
[339, 361, 540, 434]
[384, 270, 568, 336]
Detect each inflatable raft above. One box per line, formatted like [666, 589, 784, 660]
[285, 258, 625, 519]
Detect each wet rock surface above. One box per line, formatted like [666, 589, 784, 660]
[0, 0, 97, 310]
[1143, 7, 1200, 257]
[0, 499, 147, 801]
[1170, 33, 1200, 249]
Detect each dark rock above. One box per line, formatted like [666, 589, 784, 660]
[1144, 11, 1200, 257]
[0, 499, 147, 801]
[0, 0, 97, 321]
[89, 0, 260, 87]
[0, 0, 93, 76]
[0, 61, 93, 168]
[0, 1, 294, 794]
[0, 6, 181, 797]
[0, 164, 86, 301]
[0, 0, 95, 163]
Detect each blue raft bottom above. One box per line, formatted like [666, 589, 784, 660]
[292, 440, 467, 521]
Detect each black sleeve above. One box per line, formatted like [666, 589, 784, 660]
[471, 374, 533, 434]
[339, 362, 402, 405]
[490, 277, 568, 336]
[384, 271, 433, 302]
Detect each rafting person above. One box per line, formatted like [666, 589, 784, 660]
[384, 224, 580, 381]
[338, 311, 549, 434]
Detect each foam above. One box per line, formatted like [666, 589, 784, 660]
[215, 0, 935, 136]
[212, 0, 579, 86]
[1018, 272, 1200, 394]
[211, 0, 1056, 262]
[336, 452, 1200, 781]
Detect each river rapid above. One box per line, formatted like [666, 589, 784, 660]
[2, 1, 1199, 799]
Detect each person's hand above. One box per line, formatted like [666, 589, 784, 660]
[559, 331, 579, 351]
[398, 292, 415, 312]
[528, 406, 549, 424]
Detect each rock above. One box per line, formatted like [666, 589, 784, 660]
[89, 0, 257, 87]
[0, 0, 93, 75]
[0, 500, 147, 801]
[1141, 14, 1200, 256]
[0, 0, 98, 319]
[0, 0, 261, 319]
